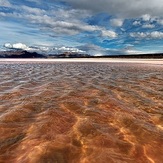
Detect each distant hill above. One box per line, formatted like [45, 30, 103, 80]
[48, 52, 90, 58]
[49, 52, 163, 58]
[96, 53, 163, 59]
[0, 50, 46, 58]
[0, 50, 163, 58]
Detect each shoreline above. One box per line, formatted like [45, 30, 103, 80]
[0, 58, 163, 64]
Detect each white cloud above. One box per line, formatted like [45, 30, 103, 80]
[51, 21, 117, 38]
[110, 18, 123, 27]
[21, 5, 46, 15]
[101, 30, 117, 38]
[77, 44, 144, 56]
[3, 43, 85, 54]
[0, 12, 7, 16]
[130, 32, 146, 38]
[4, 43, 50, 52]
[133, 21, 141, 26]
[124, 49, 144, 55]
[142, 14, 151, 21]
[54, 47, 85, 53]
[54, 9, 91, 20]
[150, 31, 163, 39]
[77, 44, 107, 56]
[0, 4, 117, 38]
[142, 24, 155, 28]
[4, 43, 29, 50]
[130, 31, 163, 39]
[0, 0, 11, 7]
[21, 13, 117, 37]
[4, 43, 12, 49]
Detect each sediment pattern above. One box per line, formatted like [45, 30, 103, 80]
[0, 62, 163, 163]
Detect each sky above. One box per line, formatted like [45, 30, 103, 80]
[0, 0, 163, 55]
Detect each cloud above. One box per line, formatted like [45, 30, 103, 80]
[142, 14, 151, 21]
[3, 42, 146, 56]
[54, 9, 91, 20]
[3, 42, 85, 54]
[21, 5, 46, 15]
[4, 43, 50, 52]
[77, 44, 144, 56]
[124, 49, 144, 55]
[0, 0, 11, 7]
[54, 47, 85, 53]
[64, 0, 163, 18]
[4, 43, 29, 50]
[150, 31, 163, 39]
[77, 44, 106, 56]
[133, 21, 141, 26]
[25, 0, 40, 3]
[22, 14, 117, 37]
[142, 24, 155, 28]
[48, 20, 117, 37]
[130, 31, 163, 39]
[78, 44, 112, 56]
[101, 30, 117, 38]
[157, 19, 163, 25]
[0, 4, 117, 38]
[110, 19, 123, 27]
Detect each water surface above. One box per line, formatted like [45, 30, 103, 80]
[0, 61, 163, 163]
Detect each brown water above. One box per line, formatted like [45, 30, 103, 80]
[0, 61, 163, 163]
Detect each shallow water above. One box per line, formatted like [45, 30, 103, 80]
[0, 61, 163, 163]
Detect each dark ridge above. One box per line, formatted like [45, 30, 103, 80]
[48, 52, 163, 59]
[94, 53, 163, 59]
[0, 50, 163, 58]
[48, 52, 90, 58]
[0, 50, 46, 58]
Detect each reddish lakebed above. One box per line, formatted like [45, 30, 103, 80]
[0, 61, 162, 163]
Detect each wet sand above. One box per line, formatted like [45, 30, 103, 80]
[0, 60, 163, 163]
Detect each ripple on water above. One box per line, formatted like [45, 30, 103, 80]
[0, 62, 163, 163]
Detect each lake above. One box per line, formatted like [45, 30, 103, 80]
[0, 60, 163, 163]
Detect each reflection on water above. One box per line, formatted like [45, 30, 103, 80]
[0, 62, 162, 163]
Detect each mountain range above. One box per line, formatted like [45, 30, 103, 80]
[0, 50, 163, 58]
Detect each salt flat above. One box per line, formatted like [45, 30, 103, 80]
[0, 58, 163, 64]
